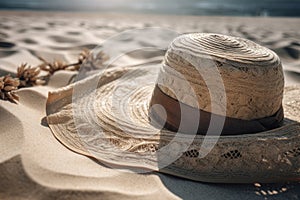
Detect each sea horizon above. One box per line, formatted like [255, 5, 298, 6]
[0, 0, 299, 17]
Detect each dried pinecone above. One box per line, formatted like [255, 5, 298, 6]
[17, 63, 46, 87]
[38, 49, 109, 75]
[0, 75, 20, 103]
[38, 59, 67, 75]
[78, 49, 91, 64]
[38, 58, 80, 74]
[80, 49, 109, 64]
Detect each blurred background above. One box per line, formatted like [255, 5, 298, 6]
[0, 0, 299, 17]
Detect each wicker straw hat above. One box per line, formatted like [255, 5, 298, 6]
[46, 33, 300, 183]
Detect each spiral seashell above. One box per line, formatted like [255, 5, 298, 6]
[157, 33, 284, 120]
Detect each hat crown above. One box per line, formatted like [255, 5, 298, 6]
[156, 33, 284, 120]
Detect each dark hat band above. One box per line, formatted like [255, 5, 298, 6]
[149, 85, 284, 135]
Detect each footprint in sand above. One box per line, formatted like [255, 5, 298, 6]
[0, 32, 8, 39]
[49, 35, 79, 44]
[0, 50, 17, 58]
[284, 45, 300, 59]
[31, 26, 46, 31]
[20, 38, 38, 45]
[17, 29, 27, 33]
[0, 24, 11, 30]
[0, 41, 15, 48]
[66, 31, 81, 36]
[48, 44, 98, 51]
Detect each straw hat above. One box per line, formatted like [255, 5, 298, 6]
[46, 33, 300, 183]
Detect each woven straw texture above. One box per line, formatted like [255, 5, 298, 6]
[158, 33, 284, 120]
[46, 65, 300, 183]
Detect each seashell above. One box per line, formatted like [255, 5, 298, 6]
[157, 33, 284, 120]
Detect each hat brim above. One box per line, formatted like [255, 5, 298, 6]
[46, 63, 300, 183]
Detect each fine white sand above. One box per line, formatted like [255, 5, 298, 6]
[0, 11, 300, 200]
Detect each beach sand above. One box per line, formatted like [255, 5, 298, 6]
[0, 11, 300, 200]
